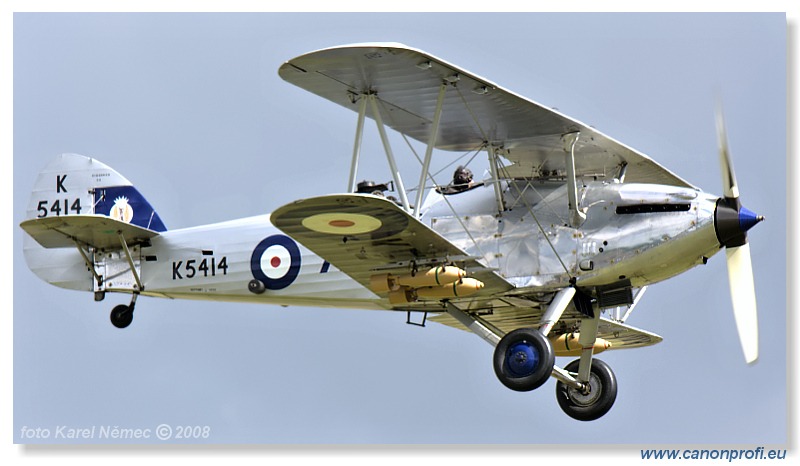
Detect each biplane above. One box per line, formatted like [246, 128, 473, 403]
[21, 43, 763, 421]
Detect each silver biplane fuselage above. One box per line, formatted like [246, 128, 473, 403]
[25, 174, 720, 307]
[424, 179, 721, 290]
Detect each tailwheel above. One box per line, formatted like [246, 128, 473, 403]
[110, 304, 134, 329]
[555, 358, 617, 421]
[493, 328, 555, 392]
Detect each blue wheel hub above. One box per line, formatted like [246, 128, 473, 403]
[506, 341, 540, 377]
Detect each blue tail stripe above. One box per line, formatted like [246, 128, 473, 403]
[94, 185, 167, 232]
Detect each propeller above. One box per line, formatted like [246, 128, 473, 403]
[714, 109, 764, 364]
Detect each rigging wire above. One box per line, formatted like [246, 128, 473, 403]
[376, 96, 489, 259]
[496, 162, 574, 278]
[370, 87, 571, 278]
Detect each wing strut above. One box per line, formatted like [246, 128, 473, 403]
[563, 132, 586, 228]
[74, 243, 103, 288]
[413, 83, 447, 218]
[347, 95, 368, 193]
[118, 232, 144, 292]
[369, 95, 412, 213]
[486, 145, 506, 214]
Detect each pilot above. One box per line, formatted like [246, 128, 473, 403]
[440, 165, 474, 194]
[454, 166, 473, 187]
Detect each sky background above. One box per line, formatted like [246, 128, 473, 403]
[11, 12, 787, 446]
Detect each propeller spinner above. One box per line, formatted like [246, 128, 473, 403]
[713, 110, 764, 364]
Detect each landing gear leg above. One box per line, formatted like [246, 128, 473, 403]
[446, 297, 620, 420]
[110, 293, 138, 329]
[554, 306, 618, 420]
[446, 302, 557, 392]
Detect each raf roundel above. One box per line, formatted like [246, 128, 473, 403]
[250, 235, 301, 290]
[301, 212, 382, 235]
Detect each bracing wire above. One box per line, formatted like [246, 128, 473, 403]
[496, 162, 573, 278]
[375, 96, 489, 258]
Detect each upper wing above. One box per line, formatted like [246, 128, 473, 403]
[271, 193, 513, 308]
[21, 215, 160, 249]
[279, 42, 695, 188]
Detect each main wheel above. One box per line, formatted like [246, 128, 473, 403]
[110, 304, 134, 329]
[555, 358, 617, 421]
[493, 328, 555, 392]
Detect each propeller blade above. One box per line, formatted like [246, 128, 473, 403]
[716, 108, 739, 200]
[725, 243, 759, 364]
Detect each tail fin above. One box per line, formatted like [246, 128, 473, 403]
[26, 153, 166, 231]
[23, 153, 166, 291]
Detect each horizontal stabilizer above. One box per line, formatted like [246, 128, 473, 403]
[20, 215, 160, 250]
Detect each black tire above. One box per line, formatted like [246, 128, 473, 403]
[555, 358, 617, 421]
[110, 304, 134, 329]
[493, 328, 555, 392]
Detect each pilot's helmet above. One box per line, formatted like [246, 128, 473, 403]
[453, 166, 473, 185]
